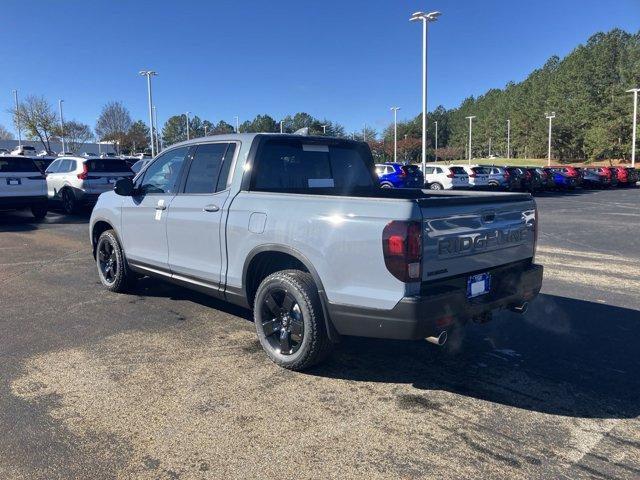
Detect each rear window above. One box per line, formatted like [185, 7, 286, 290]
[471, 167, 489, 174]
[86, 160, 132, 173]
[449, 166, 466, 175]
[403, 165, 421, 174]
[252, 138, 376, 191]
[0, 157, 40, 172]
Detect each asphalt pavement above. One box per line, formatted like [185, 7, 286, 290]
[1, 187, 639, 479]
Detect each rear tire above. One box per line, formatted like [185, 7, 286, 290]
[61, 189, 77, 214]
[429, 182, 443, 190]
[31, 204, 47, 219]
[96, 229, 136, 293]
[380, 182, 393, 189]
[254, 270, 333, 371]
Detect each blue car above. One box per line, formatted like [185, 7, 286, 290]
[543, 168, 577, 189]
[375, 163, 424, 188]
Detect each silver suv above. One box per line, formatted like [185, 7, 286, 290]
[45, 156, 133, 213]
[0, 155, 48, 218]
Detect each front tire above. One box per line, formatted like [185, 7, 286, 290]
[429, 182, 443, 190]
[96, 229, 136, 293]
[254, 270, 333, 371]
[380, 182, 393, 189]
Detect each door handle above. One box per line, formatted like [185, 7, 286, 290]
[203, 204, 220, 212]
[155, 204, 167, 211]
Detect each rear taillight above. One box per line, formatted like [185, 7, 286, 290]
[446, 168, 454, 178]
[382, 221, 422, 282]
[77, 163, 89, 180]
[469, 173, 477, 178]
[525, 170, 532, 179]
[504, 170, 510, 178]
[399, 166, 408, 177]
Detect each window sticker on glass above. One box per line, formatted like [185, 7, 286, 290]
[302, 144, 329, 153]
[308, 178, 334, 188]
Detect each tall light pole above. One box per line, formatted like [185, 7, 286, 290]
[488, 137, 492, 157]
[507, 119, 511, 159]
[58, 99, 65, 152]
[363, 124, 367, 142]
[153, 105, 159, 154]
[410, 10, 441, 173]
[434, 120, 438, 161]
[545, 112, 556, 166]
[204, 124, 208, 136]
[280, 120, 284, 133]
[390, 107, 400, 162]
[96, 117, 101, 155]
[627, 88, 639, 168]
[185, 111, 190, 140]
[321, 124, 327, 134]
[12, 90, 21, 146]
[234, 116, 239, 133]
[466, 116, 476, 164]
[139, 70, 157, 157]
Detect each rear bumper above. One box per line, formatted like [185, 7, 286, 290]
[0, 195, 47, 210]
[328, 261, 543, 340]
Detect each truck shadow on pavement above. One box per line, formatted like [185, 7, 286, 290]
[311, 294, 640, 420]
[0, 210, 91, 232]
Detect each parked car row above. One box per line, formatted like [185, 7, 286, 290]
[375, 162, 639, 193]
[0, 155, 134, 218]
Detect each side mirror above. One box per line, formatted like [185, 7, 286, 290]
[114, 177, 134, 196]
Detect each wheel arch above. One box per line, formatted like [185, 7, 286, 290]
[91, 219, 117, 258]
[242, 244, 338, 342]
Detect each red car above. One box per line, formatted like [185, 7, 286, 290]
[610, 166, 631, 186]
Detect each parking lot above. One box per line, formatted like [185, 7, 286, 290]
[1, 187, 639, 479]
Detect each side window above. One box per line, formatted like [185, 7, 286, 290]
[137, 147, 188, 195]
[216, 143, 236, 191]
[60, 159, 75, 173]
[435, 167, 443, 174]
[183, 143, 227, 194]
[45, 159, 61, 173]
[423, 167, 434, 174]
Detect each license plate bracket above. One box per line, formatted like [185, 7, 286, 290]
[467, 273, 491, 298]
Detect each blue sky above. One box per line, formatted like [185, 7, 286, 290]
[1, 0, 638, 137]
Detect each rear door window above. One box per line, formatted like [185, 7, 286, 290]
[183, 143, 228, 194]
[450, 167, 466, 175]
[423, 167, 434, 174]
[0, 157, 40, 172]
[252, 138, 376, 191]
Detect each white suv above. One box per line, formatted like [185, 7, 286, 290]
[450, 165, 491, 188]
[45, 156, 133, 214]
[0, 156, 48, 218]
[422, 164, 470, 190]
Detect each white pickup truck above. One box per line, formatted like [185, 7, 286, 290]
[90, 134, 543, 370]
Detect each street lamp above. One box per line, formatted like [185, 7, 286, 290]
[234, 116, 239, 133]
[153, 105, 159, 154]
[12, 90, 21, 147]
[185, 111, 190, 140]
[466, 116, 476, 164]
[545, 112, 556, 166]
[410, 10, 441, 173]
[321, 124, 327, 134]
[627, 88, 639, 168]
[507, 119, 511, 159]
[363, 124, 367, 142]
[139, 70, 158, 157]
[390, 107, 400, 162]
[280, 120, 284, 133]
[434, 120, 438, 161]
[204, 124, 208, 136]
[59, 99, 65, 152]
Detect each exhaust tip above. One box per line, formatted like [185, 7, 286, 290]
[426, 331, 448, 346]
[510, 302, 529, 314]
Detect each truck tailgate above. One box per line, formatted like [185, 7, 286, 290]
[418, 193, 536, 281]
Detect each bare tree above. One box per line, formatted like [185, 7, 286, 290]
[54, 120, 93, 153]
[10, 95, 58, 151]
[0, 124, 14, 140]
[95, 101, 132, 152]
